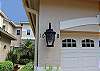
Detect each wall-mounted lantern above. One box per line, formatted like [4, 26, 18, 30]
[44, 23, 56, 47]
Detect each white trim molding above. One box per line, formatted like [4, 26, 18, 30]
[60, 17, 98, 30]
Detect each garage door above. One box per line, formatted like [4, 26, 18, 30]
[61, 48, 100, 71]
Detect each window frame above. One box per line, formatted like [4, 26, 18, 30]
[82, 39, 94, 47]
[62, 39, 76, 47]
[2, 25, 5, 30]
[27, 29, 31, 35]
[17, 30, 20, 35]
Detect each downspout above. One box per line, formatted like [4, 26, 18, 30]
[35, 14, 39, 67]
[36, 1, 40, 67]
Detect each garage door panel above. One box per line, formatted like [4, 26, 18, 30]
[61, 48, 100, 71]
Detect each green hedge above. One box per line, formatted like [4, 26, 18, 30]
[0, 61, 13, 71]
[19, 62, 33, 71]
[19, 59, 30, 65]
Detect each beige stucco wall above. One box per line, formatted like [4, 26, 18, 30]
[11, 27, 22, 47]
[0, 13, 15, 36]
[0, 33, 11, 61]
[0, 12, 14, 61]
[0, 18, 15, 35]
[0, 15, 22, 48]
[38, 0, 98, 66]
[5, 21, 14, 35]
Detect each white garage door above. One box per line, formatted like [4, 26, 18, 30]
[61, 48, 100, 71]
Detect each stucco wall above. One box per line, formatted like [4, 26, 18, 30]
[38, 0, 98, 66]
[0, 34, 11, 61]
[0, 15, 22, 48]
[11, 27, 22, 47]
[3, 19, 14, 35]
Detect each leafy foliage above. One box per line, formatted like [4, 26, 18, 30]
[19, 59, 30, 65]
[6, 39, 35, 65]
[0, 61, 13, 71]
[19, 62, 33, 71]
[6, 51, 18, 64]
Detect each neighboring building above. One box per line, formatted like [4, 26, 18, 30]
[0, 10, 35, 61]
[11, 22, 35, 48]
[20, 22, 35, 40]
[11, 24, 22, 48]
[0, 10, 16, 61]
[23, 0, 100, 71]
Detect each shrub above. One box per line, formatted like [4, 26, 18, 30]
[0, 61, 13, 71]
[19, 62, 33, 71]
[6, 51, 18, 64]
[19, 59, 30, 65]
[6, 39, 35, 65]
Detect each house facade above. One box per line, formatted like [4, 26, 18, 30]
[0, 10, 16, 61]
[21, 22, 35, 40]
[20, 22, 35, 46]
[11, 22, 35, 48]
[0, 10, 35, 61]
[23, 0, 100, 71]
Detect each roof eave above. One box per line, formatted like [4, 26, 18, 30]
[0, 28, 16, 40]
[22, 0, 40, 36]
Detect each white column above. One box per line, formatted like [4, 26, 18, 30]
[34, 14, 39, 67]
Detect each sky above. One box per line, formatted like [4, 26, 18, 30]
[0, 0, 28, 23]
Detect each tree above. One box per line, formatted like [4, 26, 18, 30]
[6, 39, 35, 65]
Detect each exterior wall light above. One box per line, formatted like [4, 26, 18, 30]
[44, 23, 56, 47]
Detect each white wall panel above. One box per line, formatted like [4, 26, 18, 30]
[61, 48, 100, 71]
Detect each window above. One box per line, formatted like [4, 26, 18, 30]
[21, 24, 23, 26]
[2, 25, 5, 30]
[62, 39, 66, 47]
[62, 39, 76, 47]
[17, 30, 20, 35]
[82, 39, 94, 47]
[4, 45, 6, 49]
[99, 41, 100, 47]
[27, 30, 30, 35]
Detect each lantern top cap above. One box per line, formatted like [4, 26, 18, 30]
[49, 22, 51, 29]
